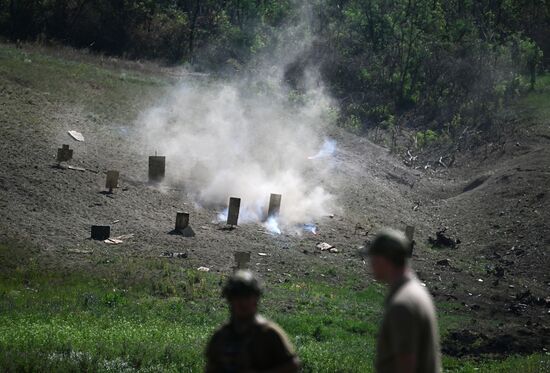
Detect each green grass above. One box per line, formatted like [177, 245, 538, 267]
[519, 73, 550, 123]
[0, 268, 222, 372]
[0, 254, 548, 372]
[0, 43, 168, 125]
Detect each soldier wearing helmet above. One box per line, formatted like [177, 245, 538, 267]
[205, 270, 300, 373]
[367, 229, 441, 373]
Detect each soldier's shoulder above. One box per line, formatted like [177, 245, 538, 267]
[255, 316, 283, 332]
[392, 278, 435, 313]
[255, 316, 293, 344]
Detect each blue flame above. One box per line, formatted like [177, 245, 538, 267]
[303, 223, 318, 234]
[308, 138, 336, 160]
[265, 217, 282, 234]
[217, 208, 229, 222]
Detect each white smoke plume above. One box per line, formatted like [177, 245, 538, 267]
[138, 3, 338, 230]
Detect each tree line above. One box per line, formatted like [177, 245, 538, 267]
[1, 0, 548, 136]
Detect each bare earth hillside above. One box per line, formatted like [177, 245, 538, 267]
[0, 44, 548, 357]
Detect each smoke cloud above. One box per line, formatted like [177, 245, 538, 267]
[137, 3, 338, 231]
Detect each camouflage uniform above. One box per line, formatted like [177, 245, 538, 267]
[205, 271, 298, 372]
[206, 315, 296, 372]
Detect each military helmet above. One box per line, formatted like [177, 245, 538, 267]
[368, 228, 412, 265]
[222, 270, 262, 299]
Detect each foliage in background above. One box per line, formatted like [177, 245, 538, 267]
[314, 0, 548, 136]
[0, 0, 548, 138]
[0, 0, 291, 64]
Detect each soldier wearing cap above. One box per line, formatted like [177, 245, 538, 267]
[205, 270, 300, 373]
[368, 228, 441, 373]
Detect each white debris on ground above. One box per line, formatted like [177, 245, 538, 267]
[104, 234, 134, 244]
[316, 242, 340, 253]
[105, 238, 123, 244]
[197, 266, 210, 272]
[68, 130, 84, 142]
[316, 242, 333, 251]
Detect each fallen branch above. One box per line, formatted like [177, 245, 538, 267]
[404, 149, 418, 167]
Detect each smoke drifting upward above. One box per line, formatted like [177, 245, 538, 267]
[138, 4, 338, 230]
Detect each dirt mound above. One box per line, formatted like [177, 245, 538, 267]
[443, 327, 549, 357]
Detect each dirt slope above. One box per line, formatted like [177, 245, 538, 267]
[0, 43, 548, 356]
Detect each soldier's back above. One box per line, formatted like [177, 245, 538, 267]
[206, 315, 296, 373]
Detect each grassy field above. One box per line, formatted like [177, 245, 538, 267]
[1, 245, 548, 372]
[0, 43, 168, 134]
[1, 44, 549, 371]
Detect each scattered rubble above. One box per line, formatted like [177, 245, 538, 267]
[514, 290, 550, 307]
[442, 328, 548, 357]
[316, 242, 339, 253]
[428, 227, 460, 248]
[486, 264, 505, 278]
[316, 242, 333, 251]
[404, 149, 418, 167]
[507, 290, 550, 316]
[159, 251, 188, 259]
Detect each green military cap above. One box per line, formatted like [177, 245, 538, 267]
[222, 270, 263, 299]
[368, 228, 412, 263]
